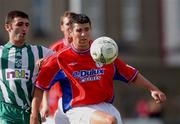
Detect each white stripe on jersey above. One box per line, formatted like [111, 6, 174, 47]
[0, 83, 11, 103]
[0, 46, 11, 103]
[31, 46, 40, 82]
[42, 46, 54, 57]
[8, 47, 24, 106]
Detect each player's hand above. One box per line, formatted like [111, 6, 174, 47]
[30, 114, 39, 124]
[36, 58, 45, 69]
[40, 106, 49, 122]
[151, 90, 166, 103]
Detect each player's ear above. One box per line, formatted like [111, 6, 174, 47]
[60, 24, 64, 32]
[5, 24, 12, 32]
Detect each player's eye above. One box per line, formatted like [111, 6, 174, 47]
[16, 22, 23, 27]
[25, 23, 30, 27]
[85, 27, 90, 32]
[66, 22, 70, 26]
[76, 29, 82, 33]
[16, 22, 30, 27]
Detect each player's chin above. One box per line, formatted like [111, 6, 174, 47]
[79, 39, 88, 44]
[18, 36, 26, 42]
[79, 42, 89, 47]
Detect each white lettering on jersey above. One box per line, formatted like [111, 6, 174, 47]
[72, 69, 104, 83]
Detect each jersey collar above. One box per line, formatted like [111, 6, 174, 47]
[71, 43, 90, 54]
[4, 42, 28, 49]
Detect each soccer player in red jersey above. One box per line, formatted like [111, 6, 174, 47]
[30, 14, 166, 124]
[47, 11, 76, 123]
[49, 11, 76, 51]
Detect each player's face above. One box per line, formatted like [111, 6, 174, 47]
[61, 17, 72, 40]
[5, 17, 30, 47]
[71, 23, 91, 51]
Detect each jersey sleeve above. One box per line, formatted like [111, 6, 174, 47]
[42, 46, 54, 57]
[35, 54, 60, 90]
[114, 58, 138, 83]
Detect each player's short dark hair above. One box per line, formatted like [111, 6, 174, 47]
[71, 13, 91, 28]
[5, 10, 29, 24]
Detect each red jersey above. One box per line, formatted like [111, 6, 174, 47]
[49, 38, 70, 51]
[48, 38, 70, 115]
[36, 45, 138, 112]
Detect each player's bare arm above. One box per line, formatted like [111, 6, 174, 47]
[40, 91, 49, 122]
[131, 73, 166, 103]
[30, 87, 44, 124]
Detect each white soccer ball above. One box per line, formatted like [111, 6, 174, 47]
[90, 36, 118, 64]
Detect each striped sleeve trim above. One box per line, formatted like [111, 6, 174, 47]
[128, 70, 139, 83]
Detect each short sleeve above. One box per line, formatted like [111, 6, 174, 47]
[35, 54, 60, 90]
[114, 58, 138, 83]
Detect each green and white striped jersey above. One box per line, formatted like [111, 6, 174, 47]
[0, 42, 53, 108]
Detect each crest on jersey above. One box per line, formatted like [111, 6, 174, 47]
[95, 62, 103, 68]
[15, 59, 22, 68]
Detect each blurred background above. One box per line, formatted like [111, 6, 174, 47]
[0, 0, 180, 124]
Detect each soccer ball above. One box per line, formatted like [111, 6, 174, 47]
[90, 36, 118, 64]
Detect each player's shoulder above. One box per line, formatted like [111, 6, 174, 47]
[27, 44, 53, 53]
[0, 45, 4, 49]
[27, 44, 50, 50]
[56, 45, 71, 58]
[27, 43, 46, 48]
[51, 40, 63, 47]
[49, 39, 64, 49]
[58, 45, 71, 53]
[0, 45, 4, 52]
[42, 53, 58, 68]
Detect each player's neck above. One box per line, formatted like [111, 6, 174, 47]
[9, 40, 26, 48]
[71, 42, 90, 52]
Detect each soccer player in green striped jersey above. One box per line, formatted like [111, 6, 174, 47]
[0, 10, 53, 124]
